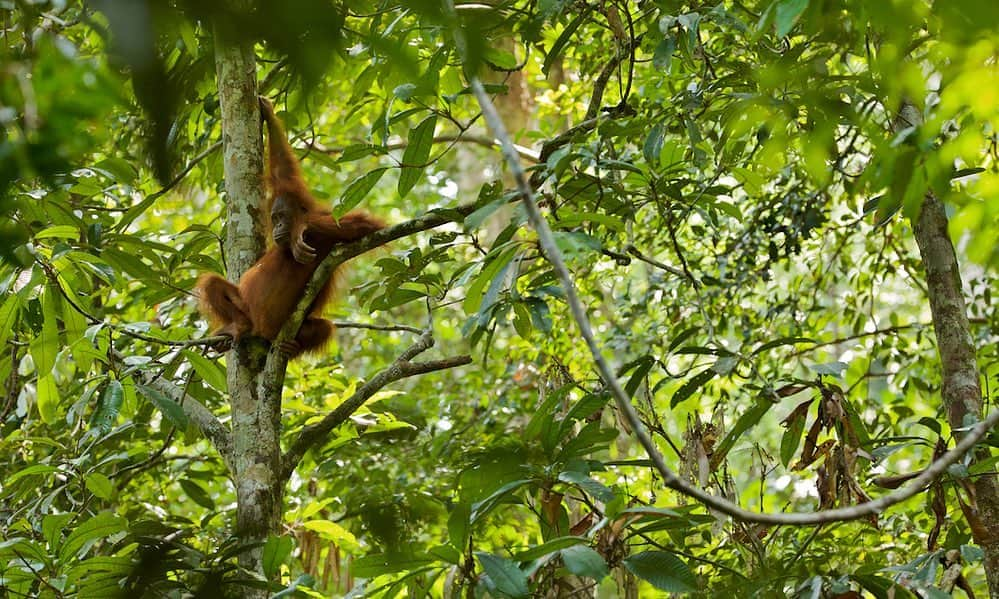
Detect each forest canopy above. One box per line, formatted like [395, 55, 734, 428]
[1, 0, 997, 597]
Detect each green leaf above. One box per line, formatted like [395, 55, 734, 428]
[398, 115, 437, 198]
[558, 470, 614, 503]
[543, 8, 591, 75]
[36, 374, 60, 424]
[512, 536, 587, 562]
[713, 400, 774, 465]
[471, 479, 533, 523]
[43, 512, 75, 551]
[32, 286, 61, 377]
[262, 535, 294, 579]
[671, 368, 715, 408]
[780, 409, 807, 467]
[463, 246, 518, 314]
[352, 553, 433, 578]
[302, 520, 359, 550]
[94, 157, 138, 184]
[448, 502, 471, 549]
[561, 545, 609, 580]
[476, 552, 530, 598]
[179, 478, 215, 510]
[644, 123, 666, 164]
[808, 361, 848, 377]
[135, 383, 188, 429]
[774, 0, 808, 37]
[85, 473, 114, 499]
[0, 293, 21, 350]
[484, 47, 518, 70]
[184, 350, 227, 392]
[35, 224, 79, 240]
[752, 336, 814, 355]
[59, 512, 127, 560]
[622, 551, 697, 593]
[92, 380, 123, 433]
[5, 464, 60, 486]
[338, 168, 387, 214]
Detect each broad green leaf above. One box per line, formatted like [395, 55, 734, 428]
[35, 225, 79, 240]
[135, 383, 188, 429]
[398, 115, 437, 198]
[463, 246, 518, 314]
[302, 520, 359, 551]
[179, 478, 215, 510]
[780, 408, 807, 467]
[92, 380, 123, 433]
[543, 8, 591, 75]
[622, 551, 697, 593]
[561, 545, 609, 580]
[774, 0, 808, 37]
[85, 473, 114, 499]
[476, 552, 530, 598]
[448, 502, 471, 549]
[263, 535, 295, 579]
[59, 512, 127, 560]
[338, 167, 387, 214]
[644, 123, 666, 164]
[558, 470, 614, 503]
[6, 464, 59, 486]
[352, 553, 433, 578]
[184, 350, 227, 392]
[36, 374, 59, 424]
[752, 336, 814, 355]
[471, 479, 533, 523]
[713, 400, 774, 466]
[32, 286, 61, 377]
[0, 293, 20, 350]
[484, 47, 518, 70]
[512, 536, 587, 562]
[671, 368, 715, 408]
[43, 512, 74, 551]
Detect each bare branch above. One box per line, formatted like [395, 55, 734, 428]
[122, 357, 234, 472]
[306, 133, 539, 163]
[454, 34, 999, 525]
[280, 330, 471, 478]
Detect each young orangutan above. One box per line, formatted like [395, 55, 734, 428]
[196, 98, 384, 357]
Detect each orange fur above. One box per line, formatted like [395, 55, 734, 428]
[195, 98, 385, 358]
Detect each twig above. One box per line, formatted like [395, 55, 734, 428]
[117, 350, 234, 471]
[332, 321, 423, 334]
[280, 329, 471, 477]
[306, 134, 539, 163]
[453, 20, 999, 525]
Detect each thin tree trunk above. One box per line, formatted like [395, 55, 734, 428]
[912, 192, 999, 594]
[897, 100, 999, 595]
[214, 30, 283, 592]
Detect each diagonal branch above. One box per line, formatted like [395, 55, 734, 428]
[280, 330, 471, 478]
[449, 18, 999, 526]
[121, 356, 234, 472]
[259, 202, 482, 389]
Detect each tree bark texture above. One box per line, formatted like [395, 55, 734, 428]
[895, 100, 999, 594]
[214, 32, 283, 590]
[913, 193, 999, 595]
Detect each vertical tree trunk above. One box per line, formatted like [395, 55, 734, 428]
[901, 89, 999, 597]
[214, 31, 284, 591]
[912, 193, 999, 594]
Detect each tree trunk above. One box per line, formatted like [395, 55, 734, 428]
[912, 192, 999, 594]
[214, 31, 284, 592]
[900, 89, 999, 597]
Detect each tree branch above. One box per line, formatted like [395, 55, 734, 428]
[280, 329, 471, 478]
[452, 29, 999, 525]
[259, 201, 482, 387]
[122, 357, 234, 472]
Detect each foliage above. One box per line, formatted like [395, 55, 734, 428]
[1, 0, 997, 597]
